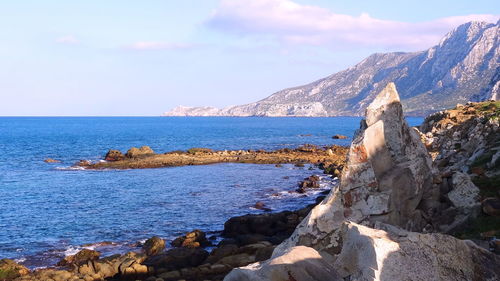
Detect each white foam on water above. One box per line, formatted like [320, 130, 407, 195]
[14, 257, 26, 263]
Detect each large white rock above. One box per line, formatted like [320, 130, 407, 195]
[273, 83, 436, 257]
[224, 246, 342, 281]
[225, 222, 500, 281]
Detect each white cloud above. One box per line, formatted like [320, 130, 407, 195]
[207, 0, 498, 50]
[56, 35, 79, 45]
[129, 41, 193, 50]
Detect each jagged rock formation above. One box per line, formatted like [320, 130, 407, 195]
[271, 83, 437, 256]
[164, 20, 500, 117]
[224, 84, 500, 281]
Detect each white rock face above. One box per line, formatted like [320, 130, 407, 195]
[273, 83, 435, 257]
[448, 172, 480, 208]
[224, 246, 341, 281]
[225, 222, 500, 281]
[164, 21, 499, 117]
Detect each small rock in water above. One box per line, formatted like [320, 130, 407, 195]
[44, 158, 61, 163]
[254, 201, 271, 212]
[332, 134, 348, 139]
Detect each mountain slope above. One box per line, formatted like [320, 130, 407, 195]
[164, 20, 500, 117]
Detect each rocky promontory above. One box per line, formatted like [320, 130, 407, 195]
[76, 145, 348, 170]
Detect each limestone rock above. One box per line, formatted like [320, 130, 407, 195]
[448, 172, 480, 208]
[224, 246, 341, 281]
[274, 83, 435, 256]
[226, 222, 500, 281]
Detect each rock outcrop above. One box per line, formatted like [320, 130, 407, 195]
[272, 83, 436, 257]
[164, 21, 499, 117]
[224, 84, 500, 281]
[226, 221, 500, 281]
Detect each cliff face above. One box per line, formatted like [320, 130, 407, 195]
[164, 21, 500, 117]
[224, 84, 500, 281]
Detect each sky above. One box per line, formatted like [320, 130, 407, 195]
[0, 0, 498, 116]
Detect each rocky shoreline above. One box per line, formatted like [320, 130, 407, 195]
[2, 87, 499, 281]
[1, 174, 335, 281]
[2, 145, 346, 281]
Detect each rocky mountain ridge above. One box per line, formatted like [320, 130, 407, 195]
[164, 20, 499, 117]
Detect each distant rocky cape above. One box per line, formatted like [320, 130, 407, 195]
[164, 20, 499, 117]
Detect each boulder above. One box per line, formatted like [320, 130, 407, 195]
[0, 259, 29, 280]
[171, 230, 210, 248]
[43, 158, 61, 163]
[224, 246, 341, 281]
[104, 149, 125, 161]
[57, 249, 100, 266]
[143, 248, 209, 270]
[126, 146, 155, 158]
[143, 236, 165, 256]
[448, 172, 480, 208]
[482, 198, 500, 216]
[274, 83, 436, 256]
[332, 134, 348, 139]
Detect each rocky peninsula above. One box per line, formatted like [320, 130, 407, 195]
[2, 84, 499, 281]
[76, 145, 348, 170]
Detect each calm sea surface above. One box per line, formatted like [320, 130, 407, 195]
[0, 117, 422, 267]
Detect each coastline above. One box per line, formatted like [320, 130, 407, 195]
[2, 147, 347, 281]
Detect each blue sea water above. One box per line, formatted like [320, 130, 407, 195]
[0, 117, 422, 268]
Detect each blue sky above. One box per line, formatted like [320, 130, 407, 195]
[0, 0, 498, 116]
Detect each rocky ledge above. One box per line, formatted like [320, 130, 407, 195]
[76, 145, 348, 170]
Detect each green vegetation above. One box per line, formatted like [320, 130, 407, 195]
[453, 214, 500, 240]
[473, 174, 500, 198]
[476, 101, 500, 120]
[470, 151, 494, 169]
[0, 268, 17, 280]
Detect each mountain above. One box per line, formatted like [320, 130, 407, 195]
[163, 21, 500, 117]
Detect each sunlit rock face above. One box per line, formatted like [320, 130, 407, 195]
[225, 221, 500, 281]
[273, 83, 436, 256]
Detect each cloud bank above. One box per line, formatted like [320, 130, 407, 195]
[207, 0, 498, 50]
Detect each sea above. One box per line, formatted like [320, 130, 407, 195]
[0, 116, 422, 268]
